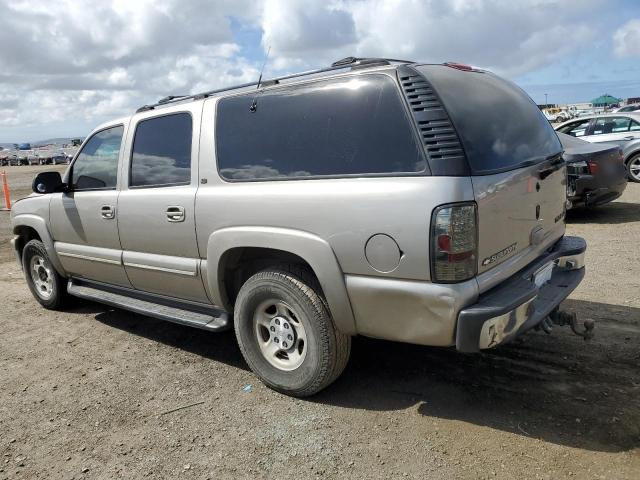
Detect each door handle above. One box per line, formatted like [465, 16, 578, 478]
[101, 205, 116, 219]
[166, 206, 185, 222]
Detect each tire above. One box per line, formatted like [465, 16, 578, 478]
[626, 154, 640, 183]
[234, 265, 351, 397]
[22, 239, 68, 309]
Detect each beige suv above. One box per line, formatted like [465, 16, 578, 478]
[11, 57, 588, 396]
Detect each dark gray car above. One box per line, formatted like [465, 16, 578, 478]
[558, 133, 627, 208]
[556, 113, 640, 182]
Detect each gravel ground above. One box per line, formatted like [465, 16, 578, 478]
[0, 165, 638, 479]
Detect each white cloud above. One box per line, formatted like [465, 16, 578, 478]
[613, 19, 640, 58]
[261, 0, 357, 58]
[0, 0, 622, 141]
[0, 0, 261, 141]
[261, 0, 601, 77]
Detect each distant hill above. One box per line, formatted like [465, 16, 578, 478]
[0, 137, 84, 149]
[0, 138, 84, 149]
[33, 137, 84, 146]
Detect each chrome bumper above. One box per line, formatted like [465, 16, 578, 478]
[456, 236, 586, 352]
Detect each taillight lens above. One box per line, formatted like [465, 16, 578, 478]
[431, 203, 477, 283]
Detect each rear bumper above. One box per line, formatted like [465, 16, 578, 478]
[456, 236, 586, 352]
[568, 172, 627, 207]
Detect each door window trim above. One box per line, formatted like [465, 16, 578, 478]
[128, 111, 194, 189]
[68, 123, 124, 192]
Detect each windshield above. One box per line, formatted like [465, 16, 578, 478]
[416, 65, 562, 175]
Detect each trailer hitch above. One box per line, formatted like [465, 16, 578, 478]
[549, 309, 595, 340]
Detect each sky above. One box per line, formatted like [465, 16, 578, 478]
[0, 0, 639, 143]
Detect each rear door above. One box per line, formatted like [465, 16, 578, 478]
[116, 105, 211, 303]
[416, 65, 566, 290]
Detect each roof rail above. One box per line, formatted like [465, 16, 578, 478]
[331, 56, 415, 67]
[136, 56, 415, 113]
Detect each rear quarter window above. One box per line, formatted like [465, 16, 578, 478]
[215, 74, 426, 180]
[416, 65, 562, 175]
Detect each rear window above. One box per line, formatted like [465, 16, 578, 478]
[130, 113, 192, 188]
[417, 65, 562, 175]
[215, 75, 425, 180]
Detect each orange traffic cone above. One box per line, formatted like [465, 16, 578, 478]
[1, 171, 11, 211]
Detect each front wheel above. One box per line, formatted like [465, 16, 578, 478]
[627, 154, 640, 183]
[234, 266, 351, 397]
[22, 239, 68, 309]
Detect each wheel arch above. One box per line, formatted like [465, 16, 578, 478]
[205, 227, 356, 335]
[624, 148, 640, 164]
[12, 214, 66, 275]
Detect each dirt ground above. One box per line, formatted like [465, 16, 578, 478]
[0, 165, 638, 479]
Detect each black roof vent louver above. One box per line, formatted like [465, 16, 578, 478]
[397, 66, 469, 176]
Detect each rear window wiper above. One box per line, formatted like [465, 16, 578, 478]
[538, 153, 565, 179]
[547, 153, 565, 166]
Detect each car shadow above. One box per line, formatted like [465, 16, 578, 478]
[567, 201, 640, 224]
[70, 300, 248, 372]
[77, 297, 639, 453]
[314, 298, 640, 453]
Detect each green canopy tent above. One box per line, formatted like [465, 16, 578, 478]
[591, 94, 621, 107]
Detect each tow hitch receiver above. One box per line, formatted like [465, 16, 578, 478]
[541, 308, 595, 340]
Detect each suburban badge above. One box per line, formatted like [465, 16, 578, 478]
[482, 242, 517, 266]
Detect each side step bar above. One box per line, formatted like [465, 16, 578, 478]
[67, 280, 229, 332]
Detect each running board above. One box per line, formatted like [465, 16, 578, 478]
[67, 280, 229, 331]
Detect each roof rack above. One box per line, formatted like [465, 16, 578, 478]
[136, 57, 415, 113]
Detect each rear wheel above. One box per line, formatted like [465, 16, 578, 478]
[234, 266, 351, 397]
[22, 239, 68, 309]
[627, 154, 640, 183]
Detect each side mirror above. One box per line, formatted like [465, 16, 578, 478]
[32, 171, 64, 194]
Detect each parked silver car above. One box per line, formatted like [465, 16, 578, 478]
[555, 113, 640, 182]
[11, 57, 587, 396]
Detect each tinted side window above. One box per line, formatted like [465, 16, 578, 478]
[72, 125, 123, 190]
[592, 117, 631, 135]
[216, 75, 425, 180]
[130, 113, 192, 187]
[557, 119, 591, 137]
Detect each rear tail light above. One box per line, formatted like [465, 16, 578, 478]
[444, 62, 473, 71]
[444, 62, 484, 73]
[431, 203, 478, 283]
[587, 161, 599, 175]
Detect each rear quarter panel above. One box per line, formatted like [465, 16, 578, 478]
[195, 97, 476, 282]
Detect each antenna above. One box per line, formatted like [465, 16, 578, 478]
[250, 46, 271, 112]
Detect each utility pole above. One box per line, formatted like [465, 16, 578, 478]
[545, 93, 548, 106]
